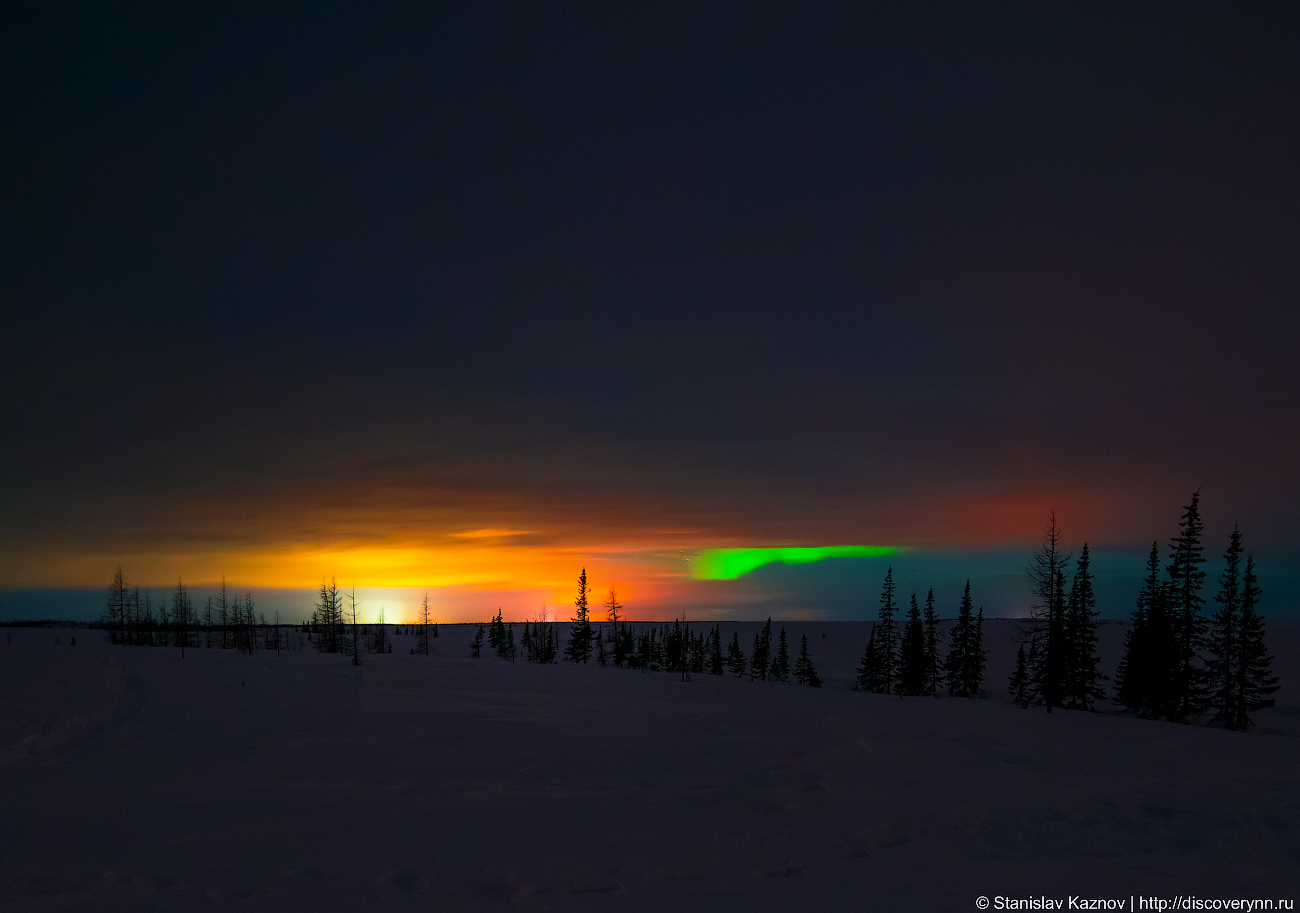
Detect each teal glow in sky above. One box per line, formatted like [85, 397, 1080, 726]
[692, 546, 903, 580]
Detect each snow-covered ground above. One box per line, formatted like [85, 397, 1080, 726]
[2, 620, 1297, 911]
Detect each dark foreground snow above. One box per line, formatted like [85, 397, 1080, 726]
[2, 621, 1297, 911]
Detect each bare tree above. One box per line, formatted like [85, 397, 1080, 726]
[416, 592, 432, 655]
[347, 586, 362, 666]
[171, 578, 193, 659]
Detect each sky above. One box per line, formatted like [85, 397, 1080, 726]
[3, 4, 1298, 622]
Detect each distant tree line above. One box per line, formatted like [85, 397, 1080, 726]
[99, 573, 440, 661]
[470, 568, 826, 687]
[101, 572, 287, 656]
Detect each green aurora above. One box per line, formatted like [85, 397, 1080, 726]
[691, 546, 903, 580]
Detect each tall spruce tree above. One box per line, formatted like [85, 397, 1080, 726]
[1165, 490, 1208, 720]
[416, 593, 432, 656]
[171, 577, 193, 658]
[1206, 526, 1243, 727]
[1231, 556, 1278, 730]
[314, 578, 344, 654]
[604, 588, 622, 628]
[709, 625, 723, 675]
[922, 589, 942, 697]
[1063, 544, 1106, 710]
[1008, 643, 1029, 704]
[970, 608, 986, 695]
[105, 567, 129, 646]
[794, 635, 822, 687]
[898, 594, 927, 696]
[1024, 512, 1070, 711]
[875, 568, 899, 694]
[564, 568, 594, 663]
[857, 624, 880, 692]
[1115, 543, 1166, 716]
[750, 618, 773, 681]
[770, 628, 791, 681]
[945, 581, 984, 697]
[346, 587, 362, 666]
[726, 631, 747, 677]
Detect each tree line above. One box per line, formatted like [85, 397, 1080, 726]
[99, 573, 439, 661]
[102, 572, 287, 656]
[471, 568, 827, 687]
[854, 569, 987, 698]
[95, 491, 1279, 729]
[1008, 492, 1278, 730]
[1112, 492, 1277, 729]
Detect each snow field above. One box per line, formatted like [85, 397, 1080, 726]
[2, 620, 1296, 911]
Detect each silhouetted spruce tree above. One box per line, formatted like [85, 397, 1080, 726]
[171, 577, 193, 658]
[1008, 643, 1029, 704]
[217, 577, 233, 649]
[313, 578, 345, 654]
[856, 624, 880, 692]
[604, 587, 622, 628]
[545, 620, 560, 663]
[612, 623, 630, 667]
[690, 626, 706, 675]
[157, 592, 171, 648]
[244, 591, 259, 655]
[521, 620, 534, 660]
[709, 625, 723, 675]
[1023, 512, 1070, 711]
[945, 581, 985, 697]
[596, 625, 608, 666]
[970, 608, 986, 695]
[923, 589, 942, 697]
[471, 624, 483, 658]
[875, 568, 899, 694]
[1115, 543, 1168, 716]
[345, 587, 362, 666]
[416, 593, 432, 655]
[671, 619, 699, 679]
[898, 594, 927, 696]
[1063, 544, 1106, 710]
[637, 629, 653, 671]
[370, 606, 389, 654]
[750, 618, 773, 680]
[1206, 526, 1243, 727]
[105, 567, 129, 645]
[505, 623, 516, 662]
[770, 628, 791, 681]
[134, 588, 152, 646]
[726, 631, 747, 677]
[794, 634, 822, 687]
[1231, 556, 1278, 729]
[1165, 490, 1209, 720]
[564, 568, 594, 663]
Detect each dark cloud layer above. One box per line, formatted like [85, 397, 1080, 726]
[3, 5, 1298, 589]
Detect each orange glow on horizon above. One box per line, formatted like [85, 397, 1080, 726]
[2, 484, 1160, 616]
